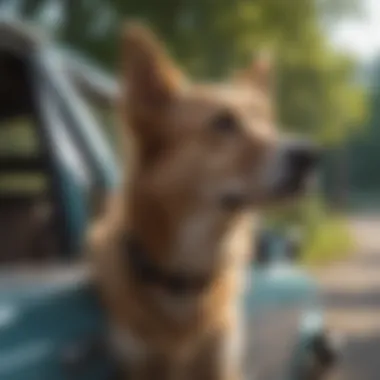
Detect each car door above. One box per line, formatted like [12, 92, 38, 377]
[0, 24, 116, 380]
[0, 268, 113, 380]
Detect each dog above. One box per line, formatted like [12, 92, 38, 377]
[88, 23, 319, 380]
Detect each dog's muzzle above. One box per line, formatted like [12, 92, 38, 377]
[267, 139, 321, 197]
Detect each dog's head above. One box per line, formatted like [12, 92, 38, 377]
[120, 24, 319, 214]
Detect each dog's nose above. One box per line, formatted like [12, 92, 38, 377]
[271, 139, 321, 197]
[285, 141, 320, 175]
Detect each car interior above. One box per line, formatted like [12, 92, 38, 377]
[0, 51, 59, 264]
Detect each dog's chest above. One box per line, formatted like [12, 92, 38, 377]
[109, 325, 147, 363]
[171, 213, 222, 273]
[155, 290, 200, 323]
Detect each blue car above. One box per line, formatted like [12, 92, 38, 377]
[0, 20, 337, 380]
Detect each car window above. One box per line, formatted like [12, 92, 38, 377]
[0, 114, 58, 264]
[0, 116, 47, 195]
[0, 117, 39, 156]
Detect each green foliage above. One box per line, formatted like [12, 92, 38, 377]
[301, 216, 354, 265]
[317, 0, 364, 23]
[345, 58, 380, 196]
[9, 0, 365, 145]
[6, 0, 365, 263]
[0, 118, 38, 156]
[278, 53, 367, 144]
[0, 117, 47, 194]
[266, 195, 354, 265]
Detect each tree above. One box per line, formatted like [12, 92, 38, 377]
[0, 0, 367, 256]
[2, 0, 366, 146]
[346, 57, 380, 196]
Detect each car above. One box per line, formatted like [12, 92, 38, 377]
[0, 20, 337, 380]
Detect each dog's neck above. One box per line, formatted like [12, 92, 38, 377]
[123, 185, 256, 277]
[113, 183, 256, 321]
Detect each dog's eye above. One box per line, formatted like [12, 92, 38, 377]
[211, 112, 238, 133]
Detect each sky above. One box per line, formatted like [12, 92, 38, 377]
[329, 0, 380, 61]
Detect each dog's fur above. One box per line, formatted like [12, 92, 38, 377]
[89, 23, 312, 380]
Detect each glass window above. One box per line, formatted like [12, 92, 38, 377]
[0, 116, 39, 156]
[0, 116, 46, 195]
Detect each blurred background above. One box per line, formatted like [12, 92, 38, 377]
[1, 1, 380, 379]
[0, 0, 374, 264]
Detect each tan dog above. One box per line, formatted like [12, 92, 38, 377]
[89, 23, 318, 380]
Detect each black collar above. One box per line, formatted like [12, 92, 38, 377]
[125, 235, 212, 296]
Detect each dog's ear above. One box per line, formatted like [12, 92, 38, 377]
[121, 22, 184, 113]
[234, 51, 275, 93]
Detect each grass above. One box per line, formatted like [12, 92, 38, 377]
[266, 194, 355, 266]
[300, 216, 355, 266]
